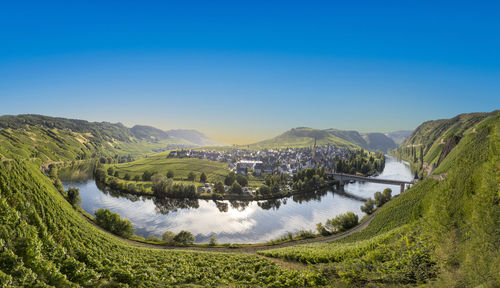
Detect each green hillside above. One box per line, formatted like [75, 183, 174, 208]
[393, 111, 495, 171]
[261, 111, 500, 287]
[111, 151, 229, 182]
[251, 127, 397, 151]
[0, 159, 323, 287]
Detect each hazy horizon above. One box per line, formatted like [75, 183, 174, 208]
[1, 1, 499, 144]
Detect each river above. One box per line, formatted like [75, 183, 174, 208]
[62, 156, 412, 244]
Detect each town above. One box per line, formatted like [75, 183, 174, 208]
[168, 145, 352, 177]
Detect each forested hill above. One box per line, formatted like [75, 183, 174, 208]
[250, 127, 397, 151]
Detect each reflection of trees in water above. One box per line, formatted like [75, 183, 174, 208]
[229, 200, 250, 211]
[258, 199, 282, 210]
[58, 161, 96, 182]
[213, 201, 229, 213]
[95, 181, 143, 202]
[153, 197, 199, 215]
[292, 189, 329, 204]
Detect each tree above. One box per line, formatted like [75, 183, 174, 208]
[360, 198, 375, 214]
[174, 230, 194, 245]
[209, 236, 217, 246]
[94, 208, 134, 237]
[162, 231, 176, 244]
[66, 187, 81, 208]
[230, 182, 242, 194]
[199, 172, 207, 183]
[151, 174, 173, 197]
[373, 188, 392, 208]
[166, 170, 174, 179]
[224, 172, 236, 186]
[142, 170, 153, 181]
[187, 171, 196, 181]
[124, 173, 131, 181]
[235, 174, 248, 187]
[214, 182, 225, 194]
[258, 185, 271, 195]
[316, 222, 330, 236]
[383, 188, 392, 201]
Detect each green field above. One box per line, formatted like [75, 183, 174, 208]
[111, 151, 230, 182]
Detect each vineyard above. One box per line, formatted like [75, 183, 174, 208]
[0, 160, 325, 287]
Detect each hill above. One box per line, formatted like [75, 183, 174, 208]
[251, 127, 397, 151]
[165, 129, 225, 146]
[385, 130, 413, 145]
[261, 111, 499, 286]
[393, 111, 497, 175]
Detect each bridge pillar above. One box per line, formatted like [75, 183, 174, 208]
[400, 184, 405, 194]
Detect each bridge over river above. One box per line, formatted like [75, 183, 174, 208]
[327, 172, 415, 193]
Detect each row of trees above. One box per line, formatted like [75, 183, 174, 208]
[292, 168, 329, 193]
[152, 174, 198, 198]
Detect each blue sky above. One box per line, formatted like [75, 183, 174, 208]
[1, 1, 499, 144]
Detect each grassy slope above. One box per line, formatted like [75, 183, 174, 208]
[111, 151, 230, 182]
[261, 112, 500, 287]
[0, 160, 324, 287]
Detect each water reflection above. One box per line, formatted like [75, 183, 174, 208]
[62, 156, 412, 243]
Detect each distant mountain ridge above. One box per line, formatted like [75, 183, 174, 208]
[0, 114, 223, 148]
[251, 127, 397, 151]
[385, 130, 413, 145]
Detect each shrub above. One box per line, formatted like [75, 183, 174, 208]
[199, 172, 207, 183]
[230, 182, 242, 194]
[236, 174, 248, 187]
[66, 187, 81, 208]
[209, 236, 217, 246]
[94, 208, 134, 238]
[325, 212, 359, 233]
[187, 171, 196, 181]
[174, 231, 194, 245]
[361, 198, 376, 214]
[162, 231, 175, 244]
[166, 170, 174, 179]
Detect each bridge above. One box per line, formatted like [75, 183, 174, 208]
[327, 172, 415, 193]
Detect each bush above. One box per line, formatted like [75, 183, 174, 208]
[162, 231, 175, 244]
[361, 198, 376, 214]
[94, 208, 134, 237]
[166, 170, 174, 179]
[142, 170, 153, 181]
[297, 230, 316, 239]
[236, 174, 248, 187]
[187, 171, 196, 181]
[258, 185, 271, 195]
[66, 187, 81, 208]
[316, 223, 330, 236]
[209, 236, 217, 246]
[174, 231, 194, 245]
[325, 212, 359, 233]
[230, 182, 242, 194]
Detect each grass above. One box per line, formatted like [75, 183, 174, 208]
[111, 151, 230, 183]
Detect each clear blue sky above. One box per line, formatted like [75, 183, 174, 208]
[1, 1, 499, 144]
